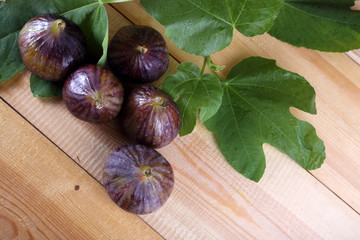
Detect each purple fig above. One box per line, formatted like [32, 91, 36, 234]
[103, 144, 174, 214]
[19, 14, 86, 81]
[121, 85, 181, 148]
[62, 64, 124, 123]
[108, 25, 169, 84]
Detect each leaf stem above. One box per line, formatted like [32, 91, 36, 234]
[201, 56, 208, 75]
[206, 56, 225, 82]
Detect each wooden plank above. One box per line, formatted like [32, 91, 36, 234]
[1, 3, 360, 240]
[112, 0, 360, 214]
[0, 100, 162, 239]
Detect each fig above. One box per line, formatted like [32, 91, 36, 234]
[103, 144, 174, 214]
[108, 25, 169, 84]
[121, 86, 181, 148]
[19, 14, 86, 81]
[63, 64, 124, 123]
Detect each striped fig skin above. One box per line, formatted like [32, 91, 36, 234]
[103, 144, 174, 215]
[108, 25, 169, 84]
[121, 86, 181, 148]
[19, 14, 86, 82]
[63, 65, 124, 123]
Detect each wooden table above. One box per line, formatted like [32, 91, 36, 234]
[1, 2, 360, 239]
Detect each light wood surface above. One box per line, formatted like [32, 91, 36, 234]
[0, 101, 162, 239]
[1, 2, 360, 240]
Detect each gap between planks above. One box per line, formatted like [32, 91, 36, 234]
[307, 171, 360, 216]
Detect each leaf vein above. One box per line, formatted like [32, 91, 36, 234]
[181, 79, 200, 123]
[90, 4, 102, 35]
[185, 0, 232, 26]
[225, 86, 254, 170]
[60, 2, 99, 16]
[225, 0, 234, 23]
[228, 85, 303, 153]
[283, 2, 360, 26]
[228, 82, 309, 110]
[170, 77, 200, 94]
[199, 77, 211, 119]
[0, 29, 20, 41]
[234, 0, 247, 26]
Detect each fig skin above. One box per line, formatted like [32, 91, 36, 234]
[63, 64, 124, 123]
[121, 86, 181, 148]
[19, 14, 86, 82]
[108, 25, 169, 84]
[103, 144, 174, 215]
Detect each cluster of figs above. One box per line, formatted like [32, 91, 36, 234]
[19, 14, 180, 214]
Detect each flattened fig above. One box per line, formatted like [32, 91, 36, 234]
[103, 144, 174, 214]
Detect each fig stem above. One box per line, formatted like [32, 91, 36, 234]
[51, 19, 66, 36]
[136, 45, 148, 54]
[59, 22, 66, 31]
[145, 168, 152, 177]
[201, 56, 208, 75]
[96, 100, 104, 109]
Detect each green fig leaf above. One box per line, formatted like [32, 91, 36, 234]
[204, 57, 325, 182]
[30, 74, 62, 98]
[0, 32, 25, 82]
[162, 62, 223, 136]
[61, 1, 109, 65]
[269, 0, 360, 52]
[140, 0, 282, 56]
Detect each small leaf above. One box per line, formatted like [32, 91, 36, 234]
[205, 57, 325, 182]
[206, 57, 225, 73]
[269, 1, 360, 52]
[141, 0, 282, 55]
[30, 74, 62, 98]
[162, 62, 223, 136]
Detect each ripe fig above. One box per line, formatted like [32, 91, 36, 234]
[63, 65, 124, 123]
[103, 144, 174, 215]
[19, 14, 86, 81]
[121, 86, 181, 148]
[108, 25, 169, 84]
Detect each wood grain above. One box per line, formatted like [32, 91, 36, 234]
[1, 3, 360, 240]
[0, 100, 162, 239]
